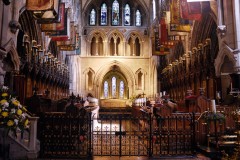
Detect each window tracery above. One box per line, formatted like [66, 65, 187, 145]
[112, 0, 120, 25]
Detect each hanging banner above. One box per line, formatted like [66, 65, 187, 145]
[51, 10, 70, 41]
[160, 18, 168, 45]
[57, 22, 76, 50]
[153, 31, 170, 56]
[170, 0, 181, 24]
[41, 3, 65, 31]
[170, 23, 191, 32]
[170, 0, 191, 32]
[180, 0, 202, 21]
[26, 0, 60, 22]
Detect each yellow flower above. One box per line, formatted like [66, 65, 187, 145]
[1, 111, 9, 117]
[22, 106, 27, 112]
[16, 109, 22, 116]
[12, 100, 20, 106]
[2, 93, 8, 97]
[24, 119, 29, 127]
[0, 99, 7, 105]
[7, 120, 14, 126]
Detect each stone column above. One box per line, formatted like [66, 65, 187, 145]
[114, 38, 117, 56]
[132, 41, 135, 56]
[231, 0, 240, 91]
[96, 39, 99, 56]
[0, 48, 7, 86]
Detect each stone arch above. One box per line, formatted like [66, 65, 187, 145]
[94, 60, 135, 98]
[135, 68, 147, 90]
[3, 39, 20, 71]
[87, 30, 106, 56]
[215, 42, 236, 76]
[108, 30, 125, 56]
[126, 31, 144, 56]
[108, 29, 125, 42]
[87, 29, 107, 42]
[83, 67, 95, 92]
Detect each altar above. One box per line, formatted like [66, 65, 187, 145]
[100, 99, 129, 107]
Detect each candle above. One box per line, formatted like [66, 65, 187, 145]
[163, 91, 166, 96]
[211, 100, 216, 113]
[160, 92, 162, 97]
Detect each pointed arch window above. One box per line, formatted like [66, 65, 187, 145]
[101, 3, 107, 25]
[90, 9, 96, 25]
[112, 0, 119, 25]
[152, 0, 156, 20]
[119, 81, 124, 98]
[104, 81, 108, 98]
[112, 77, 117, 98]
[136, 10, 141, 26]
[124, 4, 130, 26]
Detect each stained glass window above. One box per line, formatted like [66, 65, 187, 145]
[124, 4, 130, 26]
[152, 0, 156, 20]
[104, 81, 108, 98]
[90, 9, 96, 25]
[112, 0, 119, 25]
[136, 10, 141, 26]
[112, 77, 116, 98]
[119, 81, 124, 98]
[101, 3, 107, 25]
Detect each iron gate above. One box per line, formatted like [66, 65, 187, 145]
[39, 111, 195, 158]
[92, 112, 196, 157]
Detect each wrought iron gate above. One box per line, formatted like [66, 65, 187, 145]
[91, 112, 195, 157]
[91, 114, 150, 156]
[40, 111, 195, 158]
[39, 112, 91, 159]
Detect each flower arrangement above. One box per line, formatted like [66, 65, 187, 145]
[202, 111, 225, 124]
[0, 86, 29, 136]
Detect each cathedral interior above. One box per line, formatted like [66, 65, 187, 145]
[0, 0, 240, 159]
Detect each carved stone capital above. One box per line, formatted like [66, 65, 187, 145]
[217, 25, 227, 38]
[9, 20, 21, 34]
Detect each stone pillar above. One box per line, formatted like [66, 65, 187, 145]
[27, 116, 39, 159]
[114, 38, 117, 56]
[233, 0, 240, 74]
[0, 48, 7, 86]
[96, 39, 99, 56]
[132, 41, 135, 56]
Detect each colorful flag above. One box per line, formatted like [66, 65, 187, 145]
[170, 23, 191, 32]
[170, 0, 181, 24]
[170, 0, 191, 32]
[180, 0, 202, 21]
[160, 18, 168, 44]
[41, 3, 65, 31]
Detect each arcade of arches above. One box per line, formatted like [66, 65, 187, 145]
[0, 0, 239, 107]
[1, 0, 240, 159]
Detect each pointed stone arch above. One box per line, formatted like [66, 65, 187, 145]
[215, 42, 236, 76]
[87, 30, 107, 56]
[94, 60, 135, 98]
[126, 31, 144, 56]
[108, 30, 125, 56]
[83, 67, 96, 91]
[135, 68, 147, 90]
[3, 38, 20, 71]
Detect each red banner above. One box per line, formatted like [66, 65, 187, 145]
[41, 3, 65, 31]
[180, 0, 201, 21]
[160, 18, 168, 44]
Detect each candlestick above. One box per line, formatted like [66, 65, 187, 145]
[211, 99, 216, 113]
